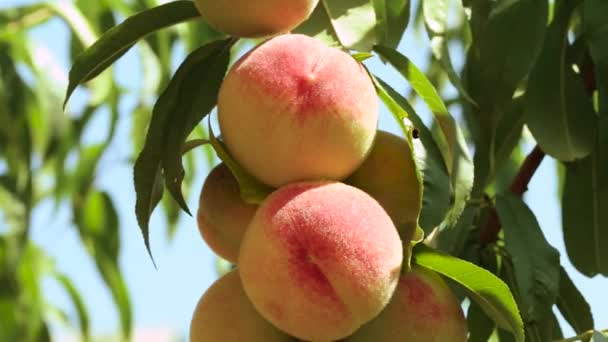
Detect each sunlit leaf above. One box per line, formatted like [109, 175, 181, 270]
[64, 0, 201, 106]
[373, 0, 409, 49]
[413, 244, 524, 342]
[373, 46, 474, 227]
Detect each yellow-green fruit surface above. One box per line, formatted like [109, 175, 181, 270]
[346, 266, 467, 342]
[347, 130, 422, 244]
[193, 0, 319, 38]
[197, 163, 257, 263]
[189, 269, 296, 342]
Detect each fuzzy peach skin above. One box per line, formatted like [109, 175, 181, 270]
[347, 130, 422, 244]
[238, 181, 403, 341]
[190, 269, 296, 342]
[193, 0, 319, 38]
[218, 34, 379, 188]
[197, 163, 258, 263]
[346, 266, 467, 342]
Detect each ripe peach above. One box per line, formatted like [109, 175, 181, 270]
[218, 34, 379, 187]
[189, 269, 296, 341]
[197, 163, 258, 263]
[346, 266, 467, 342]
[347, 130, 422, 244]
[238, 181, 403, 341]
[193, 0, 319, 38]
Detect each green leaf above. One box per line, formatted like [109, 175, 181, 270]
[584, 0, 608, 92]
[524, 0, 598, 161]
[54, 273, 90, 342]
[95, 255, 132, 340]
[64, 0, 201, 106]
[465, 0, 548, 192]
[208, 123, 273, 205]
[73, 144, 104, 196]
[160, 38, 232, 215]
[493, 98, 525, 178]
[373, 46, 474, 227]
[373, 0, 410, 49]
[468, 0, 548, 110]
[321, 0, 378, 51]
[75, 190, 120, 263]
[556, 266, 594, 334]
[468, 301, 496, 342]
[373, 77, 450, 232]
[562, 114, 608, 276]
[436, 203, 476, 256]
[351, 52, 374, 62]
[47, 1, 114, 105]
[294, 2, 341, 47]
[423, 0, 475, 105]
[133, 149, 163, 262]
[592, 331, 608, 342]
[134, 38, 231, 260]
[412, 244, 524, 342]
[496, 193, 560, 322]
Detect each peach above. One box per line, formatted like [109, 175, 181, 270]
[346, 266, 467, 342]
[218, 34, 379, 187]
[197, 163, 258, 263]
[347, 130, 422, 244]
[238, 181, 403, 341]
[193, 0, 319, 38]
[189, 269, 296, 342]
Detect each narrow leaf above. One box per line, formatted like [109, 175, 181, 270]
[373, 0, 410, 49]
[413, 244, 524, 342]
[64, 0, 200, 106]
[134, 39, 231, 260]
[562, 115, 608, 276]
[524, 0, 597, 161]
[322, 0, 377, 51]
[95, 255, 132, 340]
[161, 38, 233, 215]
[584, 0, 608, 92]
[294, 1, 341, 47]
[496, 193, 560, 322]
[556, 266, 594, 334]
[465, 0, 547, 193]
[374, 46, 474, 227]
[468, 301, 496, 342]
[468, 0, 547, 110]
[374, 77, 450, 232]
[54, 273, 90, 342]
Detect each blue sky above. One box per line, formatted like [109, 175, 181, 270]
[2, 0, 606, 341]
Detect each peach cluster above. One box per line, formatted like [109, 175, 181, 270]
[190, 5, 466, 341]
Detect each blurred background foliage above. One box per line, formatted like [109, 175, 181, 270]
[0, 0, 222, 340]
[0, 0, 607, 341]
